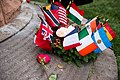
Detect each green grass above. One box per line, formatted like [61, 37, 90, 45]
[79, 0, 120, 79]
[31, 0, 120, 79]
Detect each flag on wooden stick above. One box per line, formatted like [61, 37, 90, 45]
[67, 2, 84, 25]
[92, 27, 112, 53]
[58, 5, 67, 26]
[76, 35, 98, 56]
[52, 2, 67, 26]
[42, 6, 60, 27]
[85, 17, 99, 33]
[40, 17, 53, 43]
[63, 27, 81, 50]
[78, 25, 95, 40]
[34, 18, 52, 50]
[103, 22, 116, 41]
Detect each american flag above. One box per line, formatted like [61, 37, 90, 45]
[58, 6, 67, 26]
[40, 18, 53, 43]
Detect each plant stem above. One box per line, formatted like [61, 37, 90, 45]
[42, 62, 49, 79]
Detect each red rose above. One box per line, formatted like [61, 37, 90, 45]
[37, 54, 50, 64]
[26, 0, 30, 3]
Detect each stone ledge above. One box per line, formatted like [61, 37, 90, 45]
[0, 3, 33, 43]
[88, 48, 118, 80]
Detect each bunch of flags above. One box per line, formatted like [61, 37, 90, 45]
[34, 1, 116, 57]
[41, 2, 67, 27]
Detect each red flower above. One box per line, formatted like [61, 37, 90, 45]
[37, 54, 50, 64]
[26, 0, 30, 3]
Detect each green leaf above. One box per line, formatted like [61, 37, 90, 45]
[51, 43, 55, 47]
[68, 61, 72, 64]
[91, 53, 97, 60]
[68, 53, 72, 57]
[79, 56, 82, 59]
[58, 46, 62, 50]
[74, 51, 80, 57]
[49, 73, 58, 80]
[63, 56, 68, 62]
[57, 50, 62, 55]
[72, 55, 76, 59]
[70, 49, 74, 53]
[62, 49, 65, 53]
[83, 56, 89, 62]
[75, 60, 81, 67]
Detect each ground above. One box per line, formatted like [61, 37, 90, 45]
[0, 2, 118, 80]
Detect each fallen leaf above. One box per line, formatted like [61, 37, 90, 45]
[57, 64, 63, 69]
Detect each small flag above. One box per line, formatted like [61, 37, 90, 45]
[50, 3, 59, 20]
[97, 22, 102, 30]
[67, 2, 84, 25]
[58, 5, 67, 25]
[42, 6, 60, 27]
[103, 22, 116, 41]
[34, 18, 52, 51]
[78, 25, 94, 40]
[63, 27, 81, 50]
[85, 17, 98, 33]
[50, 3, 59, 10]
[40, 18, 53, 43]
[70, 2, 84, 16]
[76, 35, 98, 56]
[53, 2, 67, 26]
[92, 27, 112, 53]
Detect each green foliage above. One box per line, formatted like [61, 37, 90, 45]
[48, 37, 98, 67]
[48, 73, 58, 80]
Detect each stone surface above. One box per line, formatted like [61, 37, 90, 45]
[0, 3, 32, 43]
[0, 0, 21, 27]
[0, 6, 5, 27]
[88, 49, 118, 80]
[0, 2, 118, 80]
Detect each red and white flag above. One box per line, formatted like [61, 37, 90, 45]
[34, 18, 53, 50]
[40, 18, 53, 42]
[58, 5, 67, 26]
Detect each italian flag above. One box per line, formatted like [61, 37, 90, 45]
[78, 25, 94, 40]
[76, 35, 98, 56]
[92, 27, 112, 53]
[67, 2, 84, 25]
[78, 17, 98, 39]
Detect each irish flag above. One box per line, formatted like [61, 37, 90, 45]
[67, 2, 84, 25]
[63, 27, 81, 50]
[85, 17, 98, 33]
[92, 27, 112, 53]
[76, 35, 98, 56]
